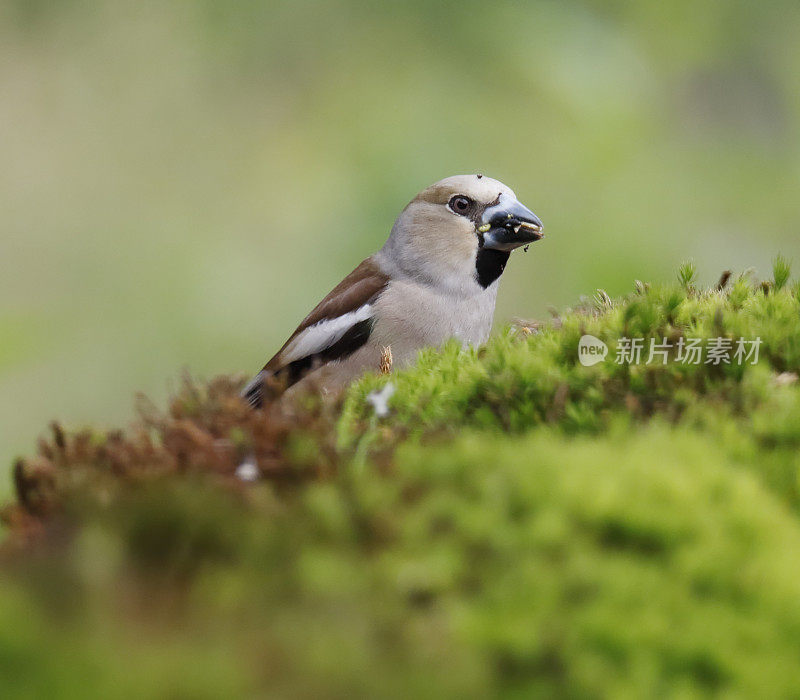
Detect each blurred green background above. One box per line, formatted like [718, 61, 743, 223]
[2, 0, 799, 482]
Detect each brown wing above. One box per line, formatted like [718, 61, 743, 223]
[242, 256, 389, 407]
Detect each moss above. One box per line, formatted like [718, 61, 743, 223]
[347, 277, 799, 429]
[380, 428, 800, 696]
[2, 267, 800, 697]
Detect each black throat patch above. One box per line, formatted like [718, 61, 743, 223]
[475, 248, 510, 288]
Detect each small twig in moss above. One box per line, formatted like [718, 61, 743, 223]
[380, 346, 393, 375]
[716, 270, 732, 291]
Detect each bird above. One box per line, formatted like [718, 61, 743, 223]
[242, 174, 543, 408]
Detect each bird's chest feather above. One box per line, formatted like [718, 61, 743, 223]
[372, 278, 498, 363]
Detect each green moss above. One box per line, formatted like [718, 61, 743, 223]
[3, 268, 800, 697]
[379, 428, 800, 696]
[344, 275, 800, 439]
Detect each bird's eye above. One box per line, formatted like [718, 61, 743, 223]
[448, 195, 472, 216]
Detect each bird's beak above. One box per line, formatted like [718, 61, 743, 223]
[478, 193, 544, 252]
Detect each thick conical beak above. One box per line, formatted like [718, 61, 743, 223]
[478, 193, 544, 251]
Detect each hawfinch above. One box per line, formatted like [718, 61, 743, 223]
[243, 174, 543, 407]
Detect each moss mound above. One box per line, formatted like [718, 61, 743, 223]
[2, 264, 800, 698]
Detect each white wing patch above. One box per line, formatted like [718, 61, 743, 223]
[280, 304, 373, 364]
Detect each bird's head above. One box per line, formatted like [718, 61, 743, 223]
[380, 174, 543, 291]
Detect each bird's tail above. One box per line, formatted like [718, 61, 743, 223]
[241, 370, 267, 409]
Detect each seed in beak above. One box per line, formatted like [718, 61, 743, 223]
[477, 223, 491, 233]
[516, 221, 542, 234]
